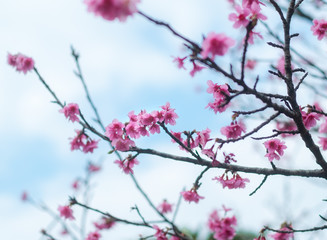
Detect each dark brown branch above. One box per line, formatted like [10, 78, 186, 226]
[265, 224, 327, 233]
[129, 147, 326, 178]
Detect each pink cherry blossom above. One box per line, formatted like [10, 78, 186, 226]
[161, 102, 178, 125]
[249, 2, 267, 21]
[220, 121, 246, 139]
[84, 0, 140, 22]
[153, 225, 168, 240]
[276, 121, 297, 138]
[301, 110, 320, 129]
[242, 0, 265, 8]
[213, 172, 249, 189]
[228, 5, 250, 28]
[311, 19, 327, 40]
[112, 137, 135, 151]
[8, 53, 34, 74]
[206, 80, 231, 114]
[71, 180, 80, 190]
[247, 30, 263, 44]
[21, 191, 28, 201]
[319, 137, 327, 150]
[88, 163, 101, 173]
[114, 156, 139, 174]
[58, 205, 75, 220]
[270, 226, 294, 240]
[86, 231, 101, 240]
[223, 152, 237, 164]
[201, 32, 235, 60]
[83, 139, 99, 153]
[190, 61, 205, 77]
[157, 200, 173, 214]
[195, 128, 211, 148]
[263, 138, 287, 161]
[59, 103, 80, 123]
[94, 217, 115, 230]
[181, 189, 204, 203]
[319, 117, 327, 133]
[172, 56, 187, 69]
[245, 59, 257, 70]
[208, 209, 237, 240]
[105, 119, 124, 141]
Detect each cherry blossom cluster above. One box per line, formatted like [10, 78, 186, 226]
[206, 80, 231, 114]
[70, 129, 99, 153]
[114, 154, 139, 174]
[153, 225, 180, 240]
[105, 102, 178, 152]
[181, 188, 204, 204]
[58, 205, 75, 220]
[263, 138, 287, 161]
[213, 171, 250, 189]
[60, 103, 80, 123]
[84, 0, 140, 22]
[311, 19, 327, 40]
[172, 56, 206, 77]
[208, 207, 237, 240]
[7, 53, 34, 74]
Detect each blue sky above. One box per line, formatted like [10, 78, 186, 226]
[1, 0, 327, 239]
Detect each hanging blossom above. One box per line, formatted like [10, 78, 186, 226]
[86, 231, 101, 240]
[229, 5, 251, 28]
[114, 155, 139, 174]
[201, 32, 235, 60]
[190, 61, 206, 77]
[58, 205, 75, 220]
[263, 138, 287, 161]
[157, 199, 173, 214]
[319, 137, 327, 150]
[84, 0, 140, 22]
[301, 109, 320, 129]
[59, 103, 80, 123]
[70, 130, 99, 153]
[153, 225, 168, 240]
[206, 80, 231, 114]
[213, 171, 249, 189]
[208, 208, 237, 240]
[311, 19, 327, 40]
[7, 53, 34, 74]
[171, 128, 211, 152]
[181, 188, 204, 203]
[270, 225, 294, 240]
[221, 121, 246, 139]
[172, 56, 187, 70]
[94, 217, 115, 230]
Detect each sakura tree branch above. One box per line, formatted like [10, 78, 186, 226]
[264, 224, 327, 233]
[41, 229, 57, 240]
[130, 147, 326, 178]
[249, 175, 268, 196]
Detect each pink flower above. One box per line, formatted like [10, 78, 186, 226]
[153, 225, 168, 240]
[59, 103, 80, 123]
[190, 61, 205, 77]
[114, 156, 139, 174]
[247, 30, 263, 44]
[228, 5, 250, 28]
[270, 226, 294, 240]
[311, 19, 327, 40]
[112, 137, 135, 151]
[88, 163, 101, 173]
[249, 2, 267, 21]
[195, 128, 211, 148]
[21, 191, 28, 201]
[245, 59, 257, 70]
[161, 102, 178, 126]
[201, 32, 235, 60]
[213, 172, 249, 189]
[71, 180, 80, 190]
[7, 53, 34, 74]
[223, 152, 237, 164]
[157, 200, 173, 214]
[319, 117, 327, 133]
[276, 121, 297, 138]
[206, 80, 231, 114]
[83, 139, 99, 153]
[301, 110, 320, 129]
[208, 209, 237, 240]
[263, 138, 287, 161]
[221, 121, 246, 139]
[172, 56, 187, 69]
[94, 217, 115, 230]
[105, 119, 124, 141]
[181, 189, 204, 203]
[319, 137, 327, 150]
[84, 0, 140, 22]
[242, 0, 265, 8]
[58, 205, 75, 220]
[86, 231, 101, 240]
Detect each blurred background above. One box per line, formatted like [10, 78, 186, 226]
[1, 0, 327, 239]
